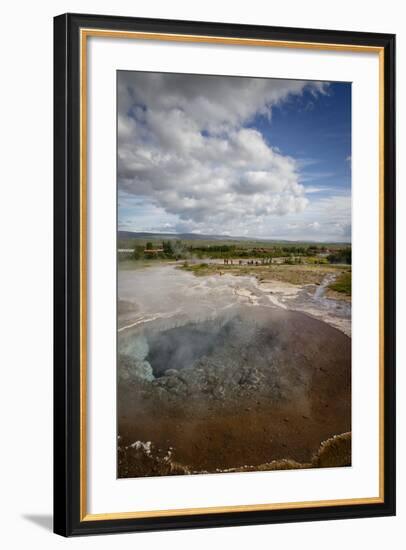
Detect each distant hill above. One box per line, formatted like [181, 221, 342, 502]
[118, 231, 350, 246]
[118, 230, 249, 242]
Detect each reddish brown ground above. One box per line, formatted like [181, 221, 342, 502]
[118, 311, 351, 477]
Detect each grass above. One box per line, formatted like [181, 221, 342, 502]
[182, 262, 209, 271]
[328, 271, 352, 296]
[179, 262, 350, 286]
[119, 258, 351, 297]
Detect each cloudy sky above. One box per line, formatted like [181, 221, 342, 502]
[118, 71, 351, 242]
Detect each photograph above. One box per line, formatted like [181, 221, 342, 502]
[116, 71, 352, 478]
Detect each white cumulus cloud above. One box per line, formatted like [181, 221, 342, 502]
[118, 72, 328, 235]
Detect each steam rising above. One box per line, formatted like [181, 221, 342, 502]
[117, 264, 351, 477]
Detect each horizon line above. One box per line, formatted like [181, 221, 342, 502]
[118, 229, 351, 244]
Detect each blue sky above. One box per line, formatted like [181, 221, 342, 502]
[118, 73, 351, 242]
[251, 82, 351, 199]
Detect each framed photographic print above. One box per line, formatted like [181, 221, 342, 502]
[53, 13, 396, 536]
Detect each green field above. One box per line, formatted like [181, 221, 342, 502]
[328, 271, 352, 296]
[118, 234, 351, 265]
[179, 261, 350, 287]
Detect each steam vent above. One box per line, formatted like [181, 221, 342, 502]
[117, 266, 351, 477]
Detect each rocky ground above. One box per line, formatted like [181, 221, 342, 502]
[117, 305, 351, 478]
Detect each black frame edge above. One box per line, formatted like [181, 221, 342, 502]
[62, 11, 395, 45]
[382, 33, 396, 518]
[54, 13, 69, 537]
[53, 13, 396, 537]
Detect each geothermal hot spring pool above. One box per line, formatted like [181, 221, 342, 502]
[117, 265, 351, 477]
